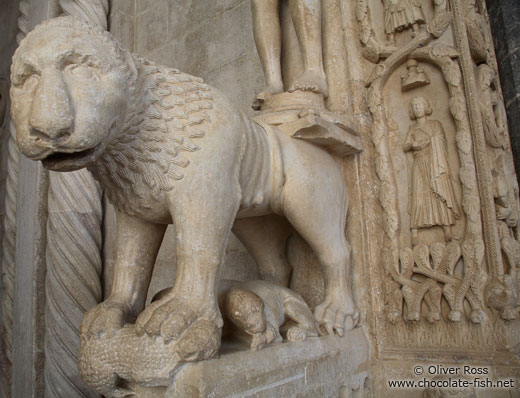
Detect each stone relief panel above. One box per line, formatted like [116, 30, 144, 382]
[381, 49, 489, 328]
[356, 0, 452, 63]
[348, 5, 520, 384]
[352, 0, 515, 356]
[382, 0, 427, 45]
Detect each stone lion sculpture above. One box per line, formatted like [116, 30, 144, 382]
[11, 16, 358, 394]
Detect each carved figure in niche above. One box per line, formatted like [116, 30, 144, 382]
[11, 17, 358, 393]
[382, 0, 425, 45]
[251, 0, 328, 101]
[403, 97, 460, 246]
[221, 280, 318, 351]
[401, 59, 430, 91]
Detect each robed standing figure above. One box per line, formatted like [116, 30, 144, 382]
[403, 96, 459, 245]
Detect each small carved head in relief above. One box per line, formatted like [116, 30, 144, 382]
[224, 288, 266, 335]
[10, 17, 135, 171]
[409, 96, 433, 120]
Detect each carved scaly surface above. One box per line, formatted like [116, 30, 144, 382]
[90, 60, 213, 218]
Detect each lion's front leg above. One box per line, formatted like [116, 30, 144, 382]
[135, 175, 241, 346]
[81, 212, 166, 340]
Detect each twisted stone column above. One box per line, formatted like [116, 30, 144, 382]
[45, 172, 103, 398]
[1, 3, 30, 397]
[0, 122, 19, 398]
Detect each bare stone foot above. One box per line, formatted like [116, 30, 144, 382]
[257, 84, 284, 101]
[289, 69, 329, 98]
[253, 83, 284, 110]
[135, 294, 222, 343]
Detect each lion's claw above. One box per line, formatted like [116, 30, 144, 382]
[287, 326, 307, 342]
[315, 296, 359, 337]
[81, 301, 127, 340]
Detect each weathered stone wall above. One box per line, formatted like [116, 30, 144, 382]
[133, 0, 264, 115]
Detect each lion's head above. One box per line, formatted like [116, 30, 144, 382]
[10, 16, 136, 171]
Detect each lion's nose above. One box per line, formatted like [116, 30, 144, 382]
[30, 126, 71, 143]
[29, 68, 74, 140]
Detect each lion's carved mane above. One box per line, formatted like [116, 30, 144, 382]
[88, 59, 215, 216]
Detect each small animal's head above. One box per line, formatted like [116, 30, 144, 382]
[10, 16, 136, 171]
[484, 274, 519, 320]
[224, 288, 266, 335]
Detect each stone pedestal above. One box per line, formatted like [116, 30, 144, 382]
[127, 328, 369, 398]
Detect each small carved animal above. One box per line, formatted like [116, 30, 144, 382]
[11, 16, 358, 387]
[221, 280, 318, 351]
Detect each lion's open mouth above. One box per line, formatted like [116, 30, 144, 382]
[41, 144, 103, 172]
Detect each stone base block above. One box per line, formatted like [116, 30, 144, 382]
[128, 327, 369, 398]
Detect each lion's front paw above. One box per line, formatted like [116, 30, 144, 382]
[250, 333, 268, 351]
[135, 296, 222, 343]
[175, 319, 221, 362]
[314, 292, 359, 337]
[80, 301, 127, 340]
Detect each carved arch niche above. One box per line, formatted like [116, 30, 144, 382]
[359, 0, 488, 325]
[384, 56, 463, 248]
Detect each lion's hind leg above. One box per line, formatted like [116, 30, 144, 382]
[280, 144, 358, 336]
[233, 214, 293, 286]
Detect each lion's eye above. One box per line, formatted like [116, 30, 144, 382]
[66, 64, 98, 79]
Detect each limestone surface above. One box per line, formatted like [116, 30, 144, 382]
[10, 16, 359, 396]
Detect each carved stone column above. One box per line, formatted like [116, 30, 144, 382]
[487, 0, 520, 176]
